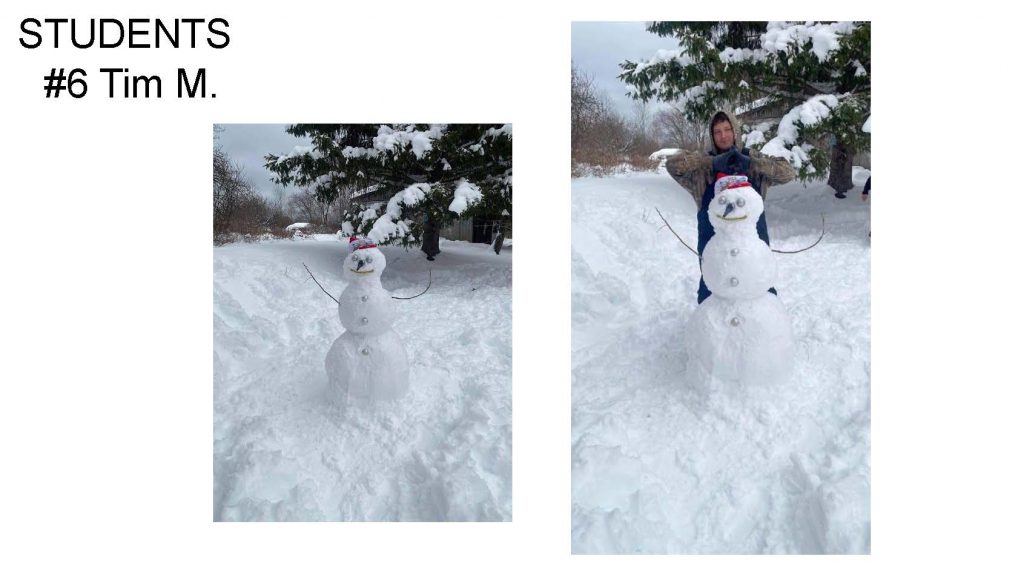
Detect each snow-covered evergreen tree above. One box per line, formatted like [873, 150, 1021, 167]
[265, 124, 512, 251]
[620, 22, 870, 190]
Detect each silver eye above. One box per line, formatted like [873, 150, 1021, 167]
[365, 256, 374, 264]
[737, 198, 746, 207]
[718, 196, 727, 205]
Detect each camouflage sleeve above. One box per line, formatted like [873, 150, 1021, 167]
[750, 150, 796, 186]
[664, 150, 711, 208]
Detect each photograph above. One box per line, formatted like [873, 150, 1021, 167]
[571, 21, 871, 553]
[213, 124, 512, 521]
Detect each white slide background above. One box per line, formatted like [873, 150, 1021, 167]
[1, 1, 1022, 575]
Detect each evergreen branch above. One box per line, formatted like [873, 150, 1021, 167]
[750, 79, 827, 99]
[745, 85, 806, 107]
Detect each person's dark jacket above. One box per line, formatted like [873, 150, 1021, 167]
[664, 110, 795, 303]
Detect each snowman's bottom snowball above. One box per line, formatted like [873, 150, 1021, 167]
[325, 330, 410, 403]
[686, 294, 794, 386]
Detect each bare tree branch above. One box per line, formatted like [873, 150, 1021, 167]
[391, 269, 432, 300]
[772, 214, 826, 254]
[655, 207, 699, 257]
[303, 263, 339, 304]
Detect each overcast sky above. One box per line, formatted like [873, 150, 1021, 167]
[571, 22, 681, 118]
[216, 124, 310, 200]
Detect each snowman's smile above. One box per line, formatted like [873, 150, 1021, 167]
[350, 268, 375, 274]
[716, 214, 748, 221]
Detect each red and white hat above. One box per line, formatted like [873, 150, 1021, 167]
[714, 173, 752, 195]
[348, 236, 377, 251]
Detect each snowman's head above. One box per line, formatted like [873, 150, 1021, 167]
[343, 237, 386, 280]
[709, 175, 763, 232]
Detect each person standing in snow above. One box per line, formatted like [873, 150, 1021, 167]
[862, 175, 871, 239]
[665, 110, 796, 303]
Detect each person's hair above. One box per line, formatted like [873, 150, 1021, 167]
[710, 111, 734, 152]
[711, 111, 732, 130]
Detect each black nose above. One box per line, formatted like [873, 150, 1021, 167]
[723, 203, 735, 218]
[356, 259, 365, 271]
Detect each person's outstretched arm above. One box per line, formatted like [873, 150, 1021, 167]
[751, 151, 795, 185]
[665, 150, 712, 207]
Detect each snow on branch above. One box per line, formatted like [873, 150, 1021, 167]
[484, 124, 513, 140]
[762, 21, 855, 62]
[448, 179, 482, 215]
[680, 81, 725, 107]
[367, 183, 430, 244]
[339, 125, 448, 161]
[760, 94, 840, 167]
[272, 145, 317, 164]
[719, 46, 767, 64]
[632, 49, 693, 75]
[373, 124, 446, 159]
[341, 146, 374, 159]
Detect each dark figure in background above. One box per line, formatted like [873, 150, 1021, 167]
[862, 176, 871, 239]
[421, 214, 440, 261]
[665, 110, 796, 304]
[492, 224, 506, 255]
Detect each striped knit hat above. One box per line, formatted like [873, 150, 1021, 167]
[714, 174, 752, 195]
[348, 236, 377, 251]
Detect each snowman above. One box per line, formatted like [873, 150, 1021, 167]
[325, 236, 410, 404]
[686, 175, 794, 387]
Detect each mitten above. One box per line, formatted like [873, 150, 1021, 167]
[711, 148, 751, 175]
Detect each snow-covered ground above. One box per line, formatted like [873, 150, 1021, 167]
[572, 167, 870, 553]
[214, 237, 512, 521]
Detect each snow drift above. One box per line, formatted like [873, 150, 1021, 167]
[214, 237, 512, 521]
[572, 167, 870, 553]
